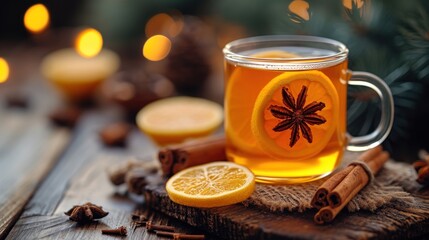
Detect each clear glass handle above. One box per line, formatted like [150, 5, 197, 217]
[347, 71, 394, 151]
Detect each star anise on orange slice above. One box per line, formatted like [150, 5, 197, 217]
[269, 85, 327, 147]
[252, 71, 338, 159]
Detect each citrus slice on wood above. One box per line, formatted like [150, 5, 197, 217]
[136, 97, 223, 145]
[251, 70, 339, 159]
[166, 162, 255, 208]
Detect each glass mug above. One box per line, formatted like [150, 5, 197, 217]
[223, 35, 393, 184]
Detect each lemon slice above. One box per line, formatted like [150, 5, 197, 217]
[166, 162, 255, 208]
[251, 70, 339, 159]
[136, 97, 223, 145]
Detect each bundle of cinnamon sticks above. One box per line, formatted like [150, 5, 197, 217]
[311, 146, 390, 224]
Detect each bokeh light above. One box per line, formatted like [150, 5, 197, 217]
[0, 57, 10, 83]
[75, 28, 103, 58]
[145, 13, 184, 38]
[288, 0, 310, 22]
[23, 4, 50, 34]
[143, 35, 171, 61]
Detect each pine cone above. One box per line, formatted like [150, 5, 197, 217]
[165, 17, 211, 95]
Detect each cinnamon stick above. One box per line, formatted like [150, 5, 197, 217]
[158, 135, 226, 177]
[311, 165, 354, 209]
[314, 206, 341, 225]
[311, 146, 389, 224]
[327, 166, 369, 208]
[311, 146, 383, 209]
[328, 150, 389, 208]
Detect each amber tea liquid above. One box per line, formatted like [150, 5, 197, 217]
[224, 47, 348, 183]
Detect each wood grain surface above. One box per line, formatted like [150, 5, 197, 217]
[0, 111, 70, 239]
[144, 161, 429, 240]
[6, 111, 211, 240]
[3, 109, 429, 240]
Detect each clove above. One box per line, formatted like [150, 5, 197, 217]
[146, 221, 175, 232]
[101, 226, 128, 236]
[156, 230, 205, 240]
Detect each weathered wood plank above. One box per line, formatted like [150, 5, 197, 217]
[143, 161, 429, 240]
[21, 110, 158, 217]
[0, 112, 70, 239]
[21, 113, 105, 217]
[0, 112, 31, 153]
[8, 154, 209, 239]
[9, 208, 206, 240]
[7, 111, 209, 240]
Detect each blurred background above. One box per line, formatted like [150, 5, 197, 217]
[0, 0, 428, 161]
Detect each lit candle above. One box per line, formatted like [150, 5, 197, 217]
[24, 3, 50, 34]
[0, 57, 9, 84]
[41, 28, 120, 102]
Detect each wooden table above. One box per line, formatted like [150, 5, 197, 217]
[1, 46, 428, 240]
[0, 46, 213, 239]
[0, 98, 211, 239]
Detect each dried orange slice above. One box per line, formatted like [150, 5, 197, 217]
[251, 70, 339, 159]
[166, 162, 255, 208]
[136, 97, 223, 145]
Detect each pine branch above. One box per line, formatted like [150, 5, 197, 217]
[398, 1, 429, 80]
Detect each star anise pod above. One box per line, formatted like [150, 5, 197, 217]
[269, 85, 326, 147]
[64, 202, 109, 223]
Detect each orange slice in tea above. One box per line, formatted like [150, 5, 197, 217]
[225, 51, 299, 154]
[225, 68, 263, 153]
[251, 70, 339, 159]
[166, 161, 255, 208]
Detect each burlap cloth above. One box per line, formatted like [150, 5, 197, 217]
[243, 151, 419, 213]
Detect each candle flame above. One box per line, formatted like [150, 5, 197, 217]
[0, 57, 9, 83]
[24, 4, 50, 34]
[143, 35, 171, 61]
[75, 28, 103, 58]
